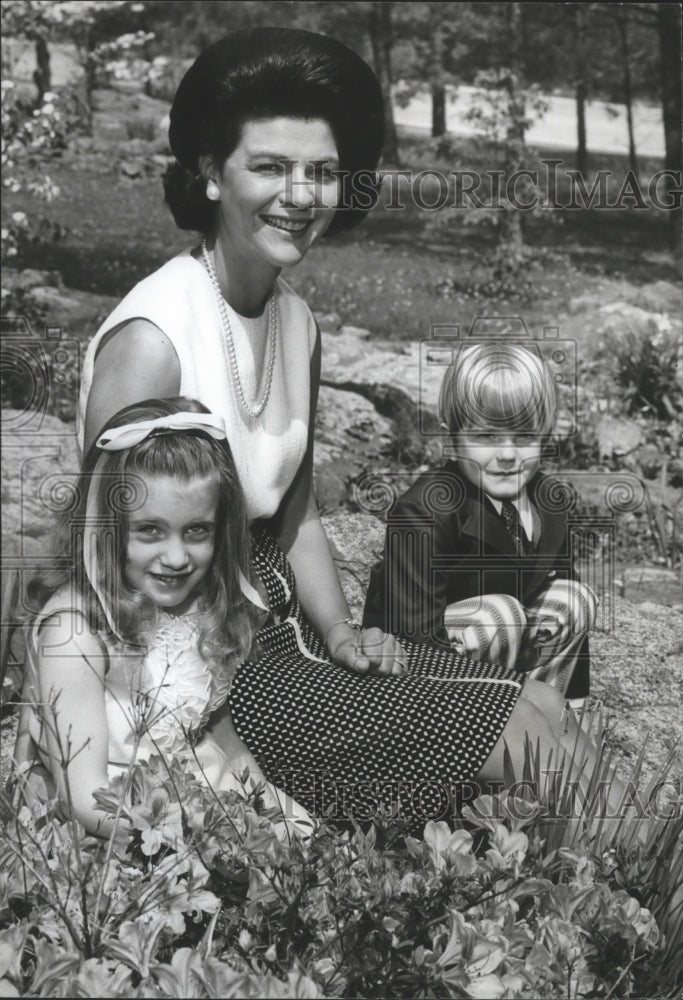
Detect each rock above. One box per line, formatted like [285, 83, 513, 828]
[315, 385, 393, 466]
[636, 443, 664, 479]
[321, 328, 446, 419]
[338, 325, 371, 340]
[568, 279, 682, 318]
[315, 460, 358, 515]
[629, 280, 683, 316]
[120, 159, 144, 179]
[23, 285, 117, 334]
[1, 411, 79, 560]
[596, 414, 644, 459]
[322, 512, 385, 619]
[2, 268, 63, 292]
[620, 566, 683, 608]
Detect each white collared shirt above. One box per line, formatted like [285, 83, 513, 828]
[486, 490, 535, 544]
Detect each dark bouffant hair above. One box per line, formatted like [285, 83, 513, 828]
[163, 27, 384, 236]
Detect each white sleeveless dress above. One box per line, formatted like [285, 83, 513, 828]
[78, 248, 317, 521]
[27, 596, 231, 779]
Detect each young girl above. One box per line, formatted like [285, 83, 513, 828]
[363, 342, 597, 708]
[16, 397, 311, 840]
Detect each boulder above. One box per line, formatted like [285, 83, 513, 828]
[322, 512, 385, 619]
[595, 414, 644, 459]
[314, 385, 394, 511]
[321, 328, 444, 409]
[321, 326, 446, 461]
[1, 273, 119, 343]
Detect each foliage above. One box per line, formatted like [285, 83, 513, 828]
[88, 30, 156, 90]
[2, 723, 682, 999]
[1, 83, 66, 259]
[594, 320, 683, 421]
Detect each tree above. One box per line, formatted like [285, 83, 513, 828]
[656, 2, 682, 251]
[502, 1, 525, 251]
[367, 2, 400, 165]
[615, 6, 638, 174]
[430, 16, 446, 137]
[572, 4, 589, 176]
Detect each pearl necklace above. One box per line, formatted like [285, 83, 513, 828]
[201, 237, 278, 419]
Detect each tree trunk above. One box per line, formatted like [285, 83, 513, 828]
[617, 9, 637, 174]
[656, 2, 682, 251]
[430, 20, 446, 137]
[368, 1, 400, 165]
[32, 35, 51, 104]
[431, 83, 446, 137]
[502, 1, 524, 251]
[573, 5, 588, 176]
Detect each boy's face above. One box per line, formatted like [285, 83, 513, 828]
[454, 430, 542, 500]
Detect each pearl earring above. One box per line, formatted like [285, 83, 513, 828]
[206, 180, 220, 201]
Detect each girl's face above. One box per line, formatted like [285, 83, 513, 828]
[455, 429, 542, 500]
[206, 116, 340, 273]
[125, 473, 219, 614]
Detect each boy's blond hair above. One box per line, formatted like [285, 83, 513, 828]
[438, 342, 557, 440]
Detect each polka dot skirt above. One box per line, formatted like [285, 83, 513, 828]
[229, 529, 523, 829]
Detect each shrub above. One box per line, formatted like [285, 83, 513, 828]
[596, 321, 683, 421]
[3, 713, 682, 999]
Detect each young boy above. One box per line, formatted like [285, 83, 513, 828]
[363, 342, 596, 705]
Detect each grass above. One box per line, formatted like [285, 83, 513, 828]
[5, 128, 678, 345]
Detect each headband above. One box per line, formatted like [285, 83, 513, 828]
[96, 412, 228, 451]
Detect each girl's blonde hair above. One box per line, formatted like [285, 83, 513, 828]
[438, 342, 557, 440]
[30, 397, 260, 668]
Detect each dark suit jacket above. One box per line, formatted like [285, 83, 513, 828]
[363, 462, 589, 697]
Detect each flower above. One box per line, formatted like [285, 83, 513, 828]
[423, 820, 474, 871]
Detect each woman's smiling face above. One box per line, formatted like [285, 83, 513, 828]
[206, 116, 340, 273]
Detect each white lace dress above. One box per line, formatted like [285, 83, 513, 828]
[104, 613, 231, 774]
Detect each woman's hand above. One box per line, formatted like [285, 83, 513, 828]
[326, 622, 407, 677]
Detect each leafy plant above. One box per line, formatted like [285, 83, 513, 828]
[3, 703, 682, 999]
[595, 320, 683, 421]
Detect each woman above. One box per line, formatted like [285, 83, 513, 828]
[77, 28, 624, 832]
[79, 27, 398, 677]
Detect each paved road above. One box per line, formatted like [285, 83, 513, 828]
[394, 84, 665, 158]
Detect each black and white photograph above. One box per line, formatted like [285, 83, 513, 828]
[1, 1, 681, 996]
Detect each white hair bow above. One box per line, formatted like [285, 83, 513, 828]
[96, 412, 227, 451]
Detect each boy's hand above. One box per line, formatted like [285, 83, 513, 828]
[327, 623, 407, 677]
